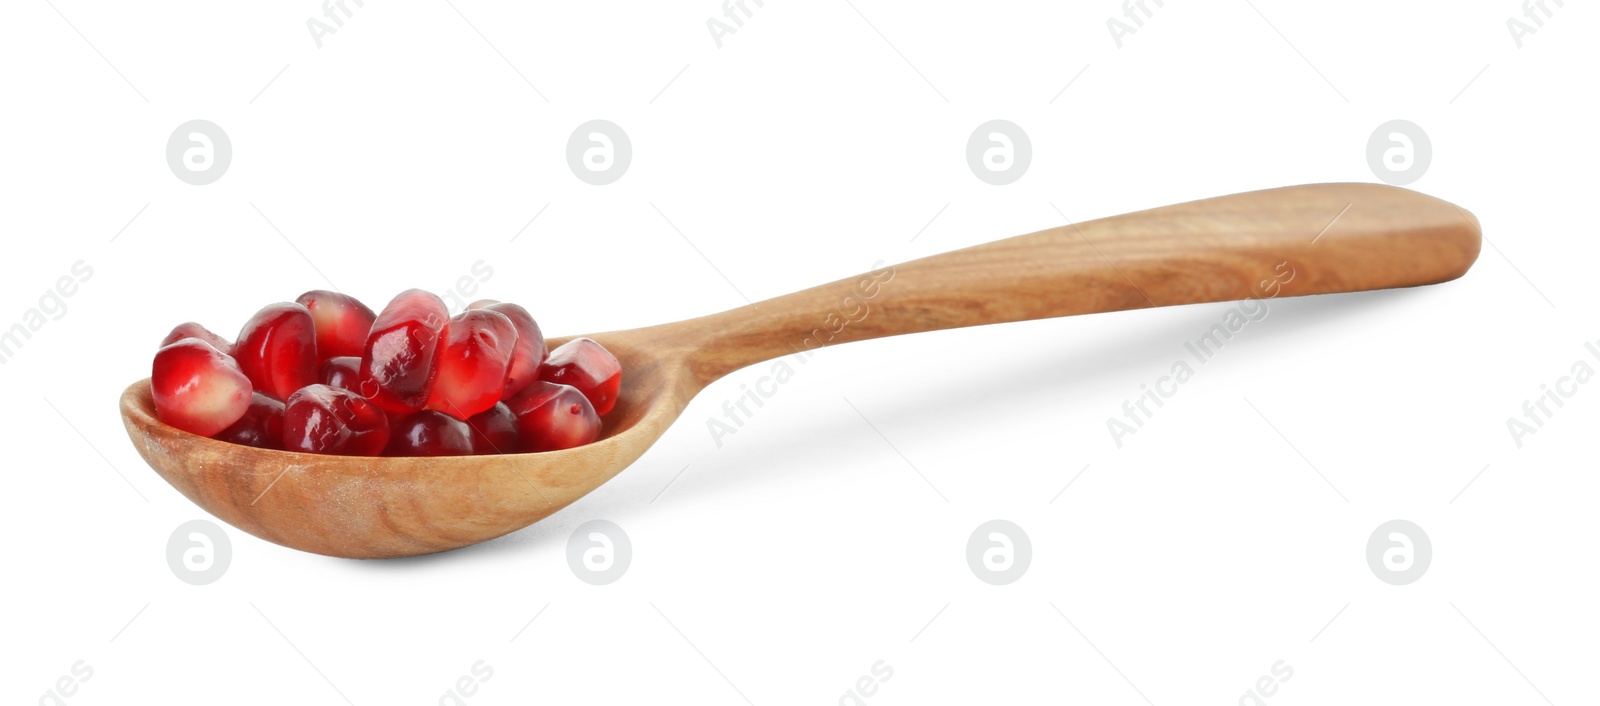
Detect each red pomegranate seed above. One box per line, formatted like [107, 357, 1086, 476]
[359, 289, 449, 414]
[160, 322, 232, 354]
[538, 338, 621, 416]
[283, 384, 390, 456]
[214, 392, 285, 450]
[483, 302, 546, 398]
[386, 410, 475, 457]
[234, 302, 318, 400]
[425, 309, 517, 419]
[466, 402, 521, 454]
[296, 290, 376, 360]
[507, 381, 600, 452]
[152, 339, 253, 437]
[319, 356, 362, 392]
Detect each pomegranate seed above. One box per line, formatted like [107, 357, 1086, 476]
[296, 290, 376, 360]
[538, 338, 621, 416]
[507, 381, 600, 452]
[283, 384, 390, 456]
[214, 392, 285, 450]
[151, 339, 253, 437]
[359, 289, 449, 414]
[386, 410, 475, 457]
[465, 299, 500, 310]
[425, 309, 517, 419]
[482, 302, 546, 398]
[234, 302, 318, 400]
[319, 356, 362, 392]
[466, 402, 521, 454]
[160, 322, 232, 354]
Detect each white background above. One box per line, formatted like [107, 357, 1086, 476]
[3, 1, 1597, 704]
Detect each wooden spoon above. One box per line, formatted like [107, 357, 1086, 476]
[121, 183, 1480, 558]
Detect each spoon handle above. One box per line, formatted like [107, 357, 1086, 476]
[674, 183, 1480, 383]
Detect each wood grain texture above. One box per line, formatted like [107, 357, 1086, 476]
[628, 182, 1482, 383]
[121, 183, 1480, 558]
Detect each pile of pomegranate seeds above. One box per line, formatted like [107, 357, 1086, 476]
[149, 290, 621, 457]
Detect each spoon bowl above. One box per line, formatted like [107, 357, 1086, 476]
[121, 183, 1482, 558]
[121, 333, 699, 558]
